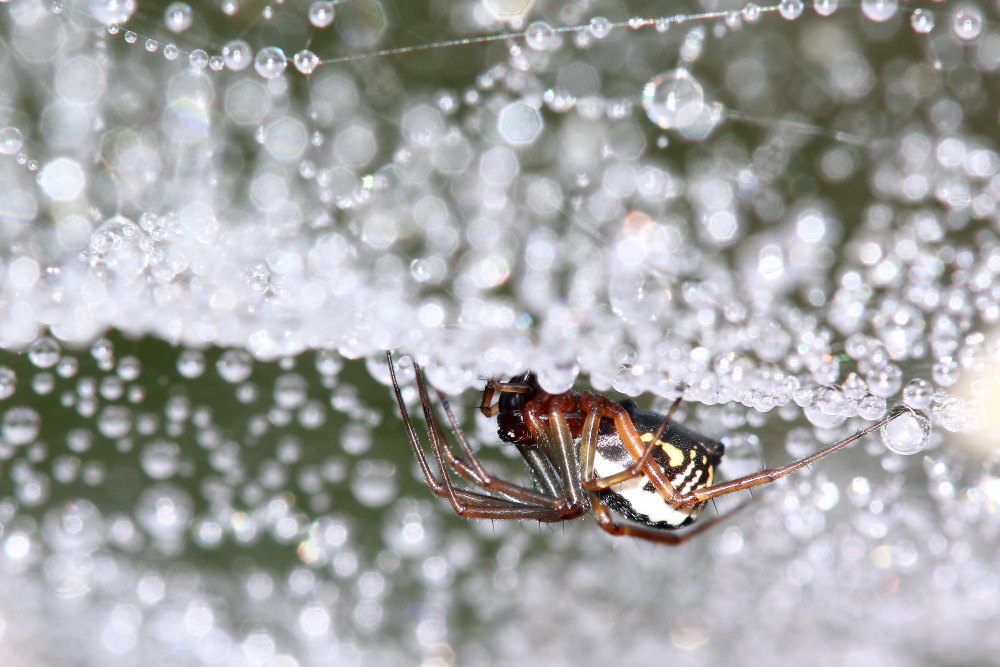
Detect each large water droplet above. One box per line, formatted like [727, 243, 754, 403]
[951, 5, 983, 41]
[861, 0, 898, 23]
[2, 406, 40, 445]
[642, 69, 708, 132]
[163, 2, 193, 33]
[221, 39, 253, 71]
[880, 407, 931, 455]
[525, 21, 557, 51]
[589, 16, 612, 39]
[308, 0, 335, 28]
[910, 8, 935, 34]
[254, 46, 287, 79]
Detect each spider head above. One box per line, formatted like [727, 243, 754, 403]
[494, 372, 540, 444]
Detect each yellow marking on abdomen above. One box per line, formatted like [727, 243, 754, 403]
[659, 441, 685, 467]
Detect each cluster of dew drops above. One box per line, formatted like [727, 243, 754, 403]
[27, 0, 986, 87]
[4, 0, 992, 565]
[1, 0, 999, 663]
[0, 334, 490, 650]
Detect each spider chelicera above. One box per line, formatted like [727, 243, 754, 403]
[386, 352, 914, 545]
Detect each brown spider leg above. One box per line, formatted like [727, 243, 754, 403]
[576, 393, 680, 498]
[542, 405, 589, 518]
[479, 379, 533, 417]
[582, 396, 684, 490]
[586, 490, 750, 545]
[474, 379, 566, 497]
[577, 409, 601, 486]
[521, 391, 562, 445]
[386, 351, 454, 495]
[430, 386, 574, 510]
[668, 405, 918, 507]
[574, 409, 747, 544]
[387, 352, 568, 520]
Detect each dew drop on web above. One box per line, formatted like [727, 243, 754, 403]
[881, 407, 931, 455]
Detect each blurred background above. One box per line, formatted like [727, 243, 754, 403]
[1, 0, 999, 664]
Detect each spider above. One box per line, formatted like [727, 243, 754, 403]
[386, 352, 914, 544]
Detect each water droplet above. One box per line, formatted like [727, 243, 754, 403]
[189, 49, 209, 70]
[910, 8, 934, 34]
[951, 5, 983, 41]
[117, 356, 141, 382]
[136, 484, 193, 542]
[2, 407, 40, 445]
[163, 2, 192, 33]
[97, 405, 132, 438]
[87, 0, 136, 24]
[141, 439, 182, 479]
[525, 21, 556, 51]
[842, 372, 868, 400]
[351, 460, 397, 508]
[804, 403, 846, 428]
[217, 349, 253, 383]
[861, 0, 898, 23]
[28, 337, 60, 369]
[866, 364, 902, 397]
[308, 0, 335, 28]
[274, 373, 308, 409]
[858, 393, 887, 420]
[254, 46, 287, 79]
[902, 378, 933, 409]
[741, 3, 762, 22]
[177, 350, 206, 378]
[817, 385, 847, 416]
[642, 68, 707, 131]
[881, 407, 931, 455]
[294, 49, 319, 75]
[315, 350, 343, 378]
[931, 358, 959, 387]
[814, 0, 838, 16]
[42, 499, 104, 553]
[0, 368, 16, 400]
[341, 422, 372, 455]
[0, 127, 24, 155]
[221, 39, 253, 71]
[589, 16, 612, 39]
[779, 0, 804, 20]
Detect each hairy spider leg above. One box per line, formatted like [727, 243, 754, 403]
[479, 378, 532, 418]
[582, 394, 916, 510]
[387, 353, 580, 522]
[582, 395, 685, 490]
[665, 406, 917, 507]
[434, 385, 580, 512]
[573, 398, 747, 544]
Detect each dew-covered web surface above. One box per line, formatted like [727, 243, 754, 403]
[1, 0, 1000, 664]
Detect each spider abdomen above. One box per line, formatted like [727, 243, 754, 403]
[592, 417, 723, 529]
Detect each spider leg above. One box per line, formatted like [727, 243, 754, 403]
[431, 384, 574, 510]
[386, 351, 452, 496]
[576, 392, 680, 498]
[386, 352, 574, 522]
[586, 490, 750, 545]
[479, 378, 534, 417]
[668, 406, 918, 507]
[541, 406, 589, 517]
[582, 395, 684, 490]
[575, 403, 750, 543]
